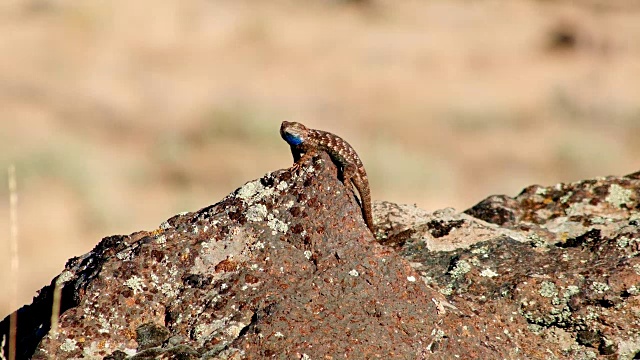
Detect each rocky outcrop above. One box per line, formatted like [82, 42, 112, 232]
[2, 154, 639, 359]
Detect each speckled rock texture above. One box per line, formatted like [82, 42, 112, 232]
[2, 157, 639, 359]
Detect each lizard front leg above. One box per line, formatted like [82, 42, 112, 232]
[291, 148, 318, 173]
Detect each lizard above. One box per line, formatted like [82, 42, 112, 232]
[280, 121, 374, 233]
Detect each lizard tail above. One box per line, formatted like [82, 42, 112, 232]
[352, 176, 375, 233]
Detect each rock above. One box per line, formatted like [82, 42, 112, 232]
[135, 323, 170, 351]
[1, 154, 639, 359]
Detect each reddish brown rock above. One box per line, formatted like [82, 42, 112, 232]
[2, 156, 640, 359]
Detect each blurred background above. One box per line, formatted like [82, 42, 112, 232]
[1, 0, 639, 318]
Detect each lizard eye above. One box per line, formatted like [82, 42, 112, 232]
[283, 132, 304, 146]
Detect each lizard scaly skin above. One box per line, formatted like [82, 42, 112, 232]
[280, 121, 374, 233]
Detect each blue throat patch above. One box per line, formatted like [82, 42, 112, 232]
[284, 133, 304, 146]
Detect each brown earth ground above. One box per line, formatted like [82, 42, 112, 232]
[1, 0, 639, 319]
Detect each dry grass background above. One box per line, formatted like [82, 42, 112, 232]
[1, 0, 639, 319]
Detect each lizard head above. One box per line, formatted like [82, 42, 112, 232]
[280, 121, 308, 146]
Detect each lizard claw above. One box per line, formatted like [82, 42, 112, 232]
[291, 160, 311, 175]
[291, 162, 302, 173]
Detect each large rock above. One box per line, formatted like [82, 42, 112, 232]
[2, 155, 639, 359]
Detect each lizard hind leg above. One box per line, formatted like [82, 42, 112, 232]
[341, 163, 357, 185]
[340, 163, 360, 199]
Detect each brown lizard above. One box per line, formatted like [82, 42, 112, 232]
[280, 121, 374, 233]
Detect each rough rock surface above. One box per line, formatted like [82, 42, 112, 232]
[1, 155, 639, 359]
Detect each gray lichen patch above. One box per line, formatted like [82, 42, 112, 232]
[480, 268, 498, 278]
[617, 336, 640, 359]
[193, 317, 230, 343]
[266, 214, 288, 234]
[449, 260, 471, 279]
[246, 204, 268, 222]
[539, 281, 558, 298]
[236, 179, 275, 205]
[192, 226, 252, 275]
[606, 184, 633, 207]
[521, 300, 573, 327]
[566, 201, 591, 217]
[124, 275, 146, 295]
[155, 234, 167, 244]
[627, 285, 640, 295]
[276, 180, 289, 191]
[563, 285, 580, 298]
[60, 338, 77, 352]
[590, 281, 610, 294]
